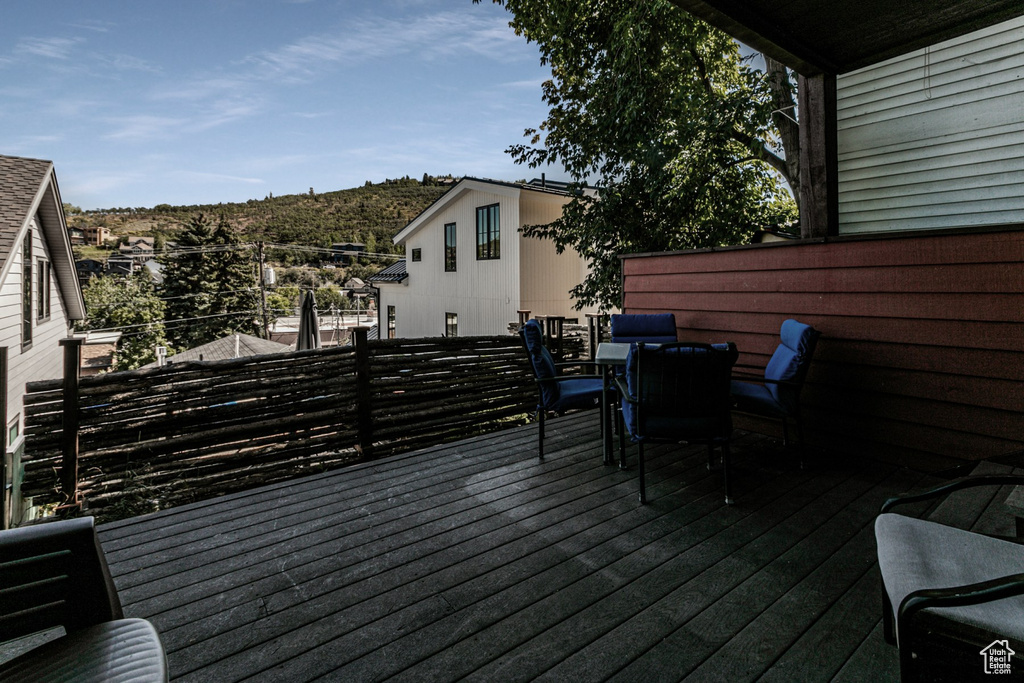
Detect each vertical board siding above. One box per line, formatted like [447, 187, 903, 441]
[837, 16, 1024, 234]
[621, 230, 1024, 469]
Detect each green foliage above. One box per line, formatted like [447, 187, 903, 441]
[159, 214, 261, 350]
[80, 273, 167, 370]
[479, 0, 797, 310]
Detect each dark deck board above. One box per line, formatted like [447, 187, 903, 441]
[93, 410, 1003, 682]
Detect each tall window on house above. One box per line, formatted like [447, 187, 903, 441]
[476, 204, 500, 260]
[444, 222, 457, 272]
[37, 260, 51, 322]
[445, 312, 458, 337]
[21, 234, 32, 348]
[387, 305, 396, 339]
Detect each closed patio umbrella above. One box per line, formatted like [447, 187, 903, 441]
[296, 289, 321, 350]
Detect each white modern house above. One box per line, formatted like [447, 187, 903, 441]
[0, 154, 86, 523]
[371, 177, 598, 339]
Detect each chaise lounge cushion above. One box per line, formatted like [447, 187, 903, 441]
[875, 513, 1024, 642]
[0, 618, 167, 683]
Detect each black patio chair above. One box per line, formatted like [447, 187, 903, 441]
[0, 516, 168, 682]
[519, 319, 603, 458]
[615, 341, 738, 504]
[875, 475, 1024, 682]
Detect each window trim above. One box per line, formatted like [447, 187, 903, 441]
[411, 248, 422, 262]
[36, 259, 51, 323]
[387, 305, 396, 339]
[445, 312, 458, 337]
[21, 233, 32, 350]
[444, 222, 457, 272]
[476, 204, 500, 260]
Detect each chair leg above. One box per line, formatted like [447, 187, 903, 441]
[617, 403, 627, 469]
[706, 443, 716, 471]
[882, 585, 896, 644]
[781, 418, 790, 448]
[721, 443, 734, 505]
[638, 441, 646, 504]
[795, 411, 807, 469]
[538, 408, 545, 459]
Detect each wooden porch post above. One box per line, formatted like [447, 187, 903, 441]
[353, 327, 374, 458]
[0, 348, 8, 529]
[59, 337, 82, 506]
[798, 73, 839, 238]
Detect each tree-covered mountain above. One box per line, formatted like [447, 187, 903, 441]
[68, 175, 455, 263]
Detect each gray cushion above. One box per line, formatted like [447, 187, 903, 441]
[875, 513, 1024, 641]
[0, 618, 167, 683]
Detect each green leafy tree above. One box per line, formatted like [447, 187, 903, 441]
[477, 0, 797, 309]
[80, 274, 167, 371]
[159, 214, 261, 350]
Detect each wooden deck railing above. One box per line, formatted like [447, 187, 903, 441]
[20, 331, 569, 512]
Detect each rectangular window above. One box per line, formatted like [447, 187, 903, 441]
[445, 312, 458, 337]
[476, 204, 500, 260]
[387, 305, 396, 339]
[444, 222, 457, 272]
[411, 248, 422, 262]
[22, 234, 32, 348]
[36, 260, 51, 322]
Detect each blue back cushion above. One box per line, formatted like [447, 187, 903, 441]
[764, 319, 818, 408]
[610, 313, 677, 344]
[521, 320, 559, 406]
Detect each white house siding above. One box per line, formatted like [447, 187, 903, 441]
[396, 187, 521, 338]
[518, 191, 596, 320]
[837, 16, 1024, 234]
[0, 216, 68, 441]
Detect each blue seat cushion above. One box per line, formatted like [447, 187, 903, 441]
[610, 313, 677, 343]
[730, 379, 787, 417]
[763, 319, 818, 410]
[550, 377, 603, 414]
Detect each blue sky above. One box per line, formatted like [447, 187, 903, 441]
[1, 1, 554, 209]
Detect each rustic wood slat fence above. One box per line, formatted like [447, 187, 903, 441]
[21, 332, 549, 513]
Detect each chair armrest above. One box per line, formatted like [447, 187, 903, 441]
[613, 376, 635, 403]
[899, 572, 1024, 632]
[880, 475, 1024, 513]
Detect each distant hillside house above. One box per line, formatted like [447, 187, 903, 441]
[0, 154, 87, 516]
[75, 259, 105, 287]
[119, 236, 154, 265]
[330, 242, 365, 265]
[106, 254, 135, 275]
[142, 333, 290, 368]
[371, 177, 597, 339]
[83, 225, 110, 246]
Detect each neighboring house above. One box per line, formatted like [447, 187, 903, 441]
[119, 236, 154, 265]
[370, 177, 598, 339]
[143, 259, 164, 285]
[68, 227, 85, 245]
[330, 242, 365, 265]
[106, 254, 135, 275]
[80, 331, 120, 376]
[75, 258, 105, 287]
[83, 225, 110, 246]
[0, 154, 86, 521]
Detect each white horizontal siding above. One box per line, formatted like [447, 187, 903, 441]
[837, 16, 1024, 234]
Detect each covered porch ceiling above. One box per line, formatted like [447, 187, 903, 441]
[668, 0, 1024, 74]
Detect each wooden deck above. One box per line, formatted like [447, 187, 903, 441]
[96, 411, 1016, 682]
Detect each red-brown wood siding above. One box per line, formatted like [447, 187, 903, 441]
[621, 229, 1024, 471]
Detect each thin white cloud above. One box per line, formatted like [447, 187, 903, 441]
[173, 170, 265, 185]
[17, 36, 83, 60]
[103, 115, 187, 141]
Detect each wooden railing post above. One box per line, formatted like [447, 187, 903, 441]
[59, 337, 82, 507]
[353, 327, 374, 458]
[585, 313, 605, 360]
[0, 347, 9, 529]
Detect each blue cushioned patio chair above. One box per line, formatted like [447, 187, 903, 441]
[875, 475, 1024, 682]
[519, 319, 604, 458]
[615, 341, 738, 504]
[731, 319, 820, 460]
[610, 313, 678, 344]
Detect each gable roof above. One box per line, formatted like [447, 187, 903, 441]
[0, 154, 86, 319]
[391, 177, 576, 246]
[145, 333, 290, 367]
[668, 0, 1024, 75]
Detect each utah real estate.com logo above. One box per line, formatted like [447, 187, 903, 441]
[981, 640, 1015, 675]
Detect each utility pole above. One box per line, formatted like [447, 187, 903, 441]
[257, 241, 270, 339]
